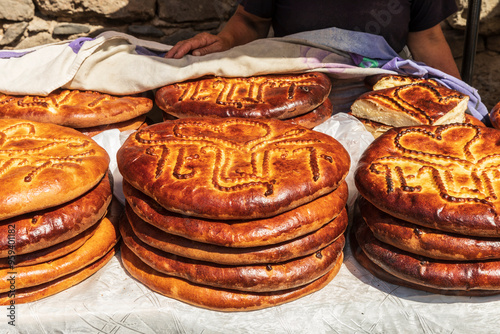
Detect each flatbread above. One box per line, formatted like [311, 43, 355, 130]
[122, 219, 344, 292]
[0, 172, 112, 257]
[0, 247, 116, 305]
[355, 124, 500, 237]
[117, 117, 350, 220]
[358, 197, 500, 261]
[349, 219, 500, 296]
[350, 82, 468, 127]
[124, 204, 347, 265]
[0, 119, 110, 220]
[354, 216, 500, 292]
[283, 98, 333, 129]
[124, 180, 348, 247]
[0, 201, 120, 293]
[0, 90, 153, 128]
[121, 243, 342, 311]
[0, 220, 98, 268]
[155, 73, 331, 120]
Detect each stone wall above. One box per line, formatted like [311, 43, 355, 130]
[1, 0, 499, 112]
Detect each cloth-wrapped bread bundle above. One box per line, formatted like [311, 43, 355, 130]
[0, 119, 120, 304]
[117, 117, 350, 311]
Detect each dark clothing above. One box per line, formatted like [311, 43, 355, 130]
[238, 0, 457, 52]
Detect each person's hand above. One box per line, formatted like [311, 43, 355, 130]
[165, 32, 231, 59]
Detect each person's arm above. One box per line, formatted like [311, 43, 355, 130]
[407, 24, 461, 79]
[165, 5, 272, 59]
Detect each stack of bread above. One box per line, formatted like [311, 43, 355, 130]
[353, 122, 500, 295]
[0, 119, 120, 304]
[350, 74, 483, 137]
[0, 90, 153, 136]
[155, 72, 333, 129]
[117, 117, 350, 311]
[489, 100, 500, 129]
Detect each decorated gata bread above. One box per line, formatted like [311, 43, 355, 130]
[353, 217, 500, 293]
[0, 172, 112, 257]
[349, 217, 500, 296]
[122, 218, 344, 292]
[121, 243, 343, 312]
[0, 211, 118, 293]
[0, 199, 121, 305]
[0, 119, 110, 220]
[351, 81, 469, 128]
[117, 117, 350, 220]
[0, 90, 152, 128]
[123, 180, 348, 247]
[123, 204, 347, 265]
[355, 123, 500, 237]
[155, 72, 332, 120]
[357, 197, 500, 261]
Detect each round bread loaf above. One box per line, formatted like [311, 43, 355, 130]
[124, 180, 348, 247]
[490, 101, 500, 130]
[283, 98, 333, 129]
[155, 73, 332, 120]
[0, 220, 98, 268]
[349, 222, 500, 296]
[0, 202, 120, 293]
[121, 243, 342, 311]
[355, 123, 500, 237]
[0, 90, 153, 128]
[124, 204, 347, 265]
[0, 119, 110, 220]
[118, 117, 350, 220]
[122, 219, 344, 292]
[358, 197, 500, 261]
[0, 172, 112, 257]
[0, 248, 116, 305]
[354, 216, 500, 292]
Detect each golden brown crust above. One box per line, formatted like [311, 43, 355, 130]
[464, 113, 485, 127]
[351, 82, 468, 126]
[122, 216, 344, 292]
[365, 74, 442, 91]
[125, 204, 347, 265]
[355, 124, 500, 237]
[283, 98, 333, 129]
[0, 172, 112, 257]
[349, 219, 500, 296]
[490, 101, 500, 130]
[117, 117, 350, 220]
[124, 180, 348, 247]
[0, 119, 110, 220]
[358, 197, 500, 261]
[0, 220, 98, 268]
[79, 115, 147, 137]
[121, 243, 342, 311]
[0, 90, 153, 128]
[155, 73, 332, 120]
[354, 214, 500, 291]
[0, 202, 120, 293]
[0, 248, 116, 305]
